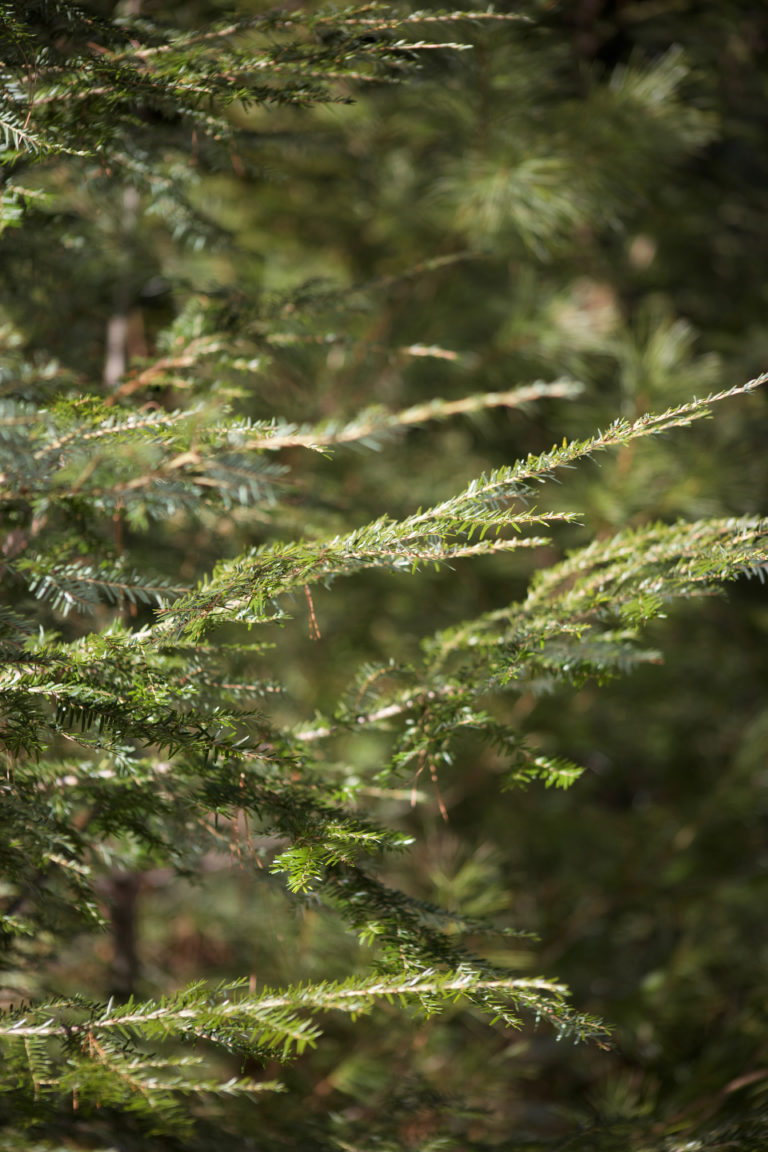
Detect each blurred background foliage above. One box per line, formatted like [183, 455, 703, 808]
[3, 0, 768, 1147]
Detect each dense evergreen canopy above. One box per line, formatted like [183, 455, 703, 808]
[1, 2, 768, 1148]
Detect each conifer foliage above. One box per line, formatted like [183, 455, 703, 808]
[1, 2, 767, 1148]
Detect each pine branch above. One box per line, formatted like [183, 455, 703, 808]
[243, 379, 583, 451]
[18, 558, 186, 617]
[151, 378, 765, 642]
[0, 969, 599, 1044]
